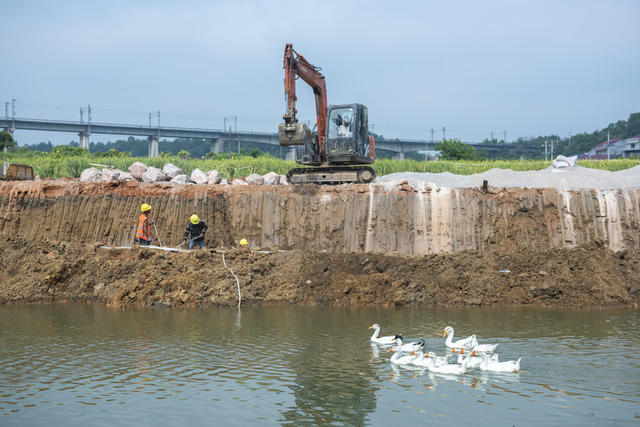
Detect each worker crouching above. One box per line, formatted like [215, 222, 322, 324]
[183, 214, 208, 249]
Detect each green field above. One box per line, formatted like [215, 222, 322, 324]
[1, 151, 638, 179]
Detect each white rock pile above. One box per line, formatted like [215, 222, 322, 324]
[79, 162, 289, 186]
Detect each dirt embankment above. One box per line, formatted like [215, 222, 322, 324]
[2, 179, 640, 255]
[1, 237, 638, 308]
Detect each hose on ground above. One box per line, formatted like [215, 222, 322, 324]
[222, 251, 241, 309]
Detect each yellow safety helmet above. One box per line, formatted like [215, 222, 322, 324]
[190, 214, 200, 225]
[239, 238, 248, 246]
[141, 203, 151, 212]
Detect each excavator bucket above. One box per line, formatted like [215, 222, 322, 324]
[278, 122, 313, 147]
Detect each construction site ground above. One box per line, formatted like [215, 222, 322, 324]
[0, 236, 638, 308]
[1, 177, 639, 308]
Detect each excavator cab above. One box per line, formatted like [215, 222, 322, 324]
[296, 103, 374, 166]
[325, 104, 374, 164]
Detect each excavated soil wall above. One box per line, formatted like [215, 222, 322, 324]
[1, 180, 639, 307]
[1, 180, 639, 254]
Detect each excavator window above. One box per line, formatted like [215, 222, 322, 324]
[328, 107, 354, 139]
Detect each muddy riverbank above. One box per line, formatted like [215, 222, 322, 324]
[1, 236, 638, 308]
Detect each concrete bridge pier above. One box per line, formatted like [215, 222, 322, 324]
[78, 132, 90, 150]
[3, 127, 14, 152]
[390, 143, 405, 160]
[148, 136, 159, 158]
[210, 138, 224, 154]
[285, 147, 297, 162]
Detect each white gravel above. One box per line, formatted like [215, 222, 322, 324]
[376, 165, 640, 191]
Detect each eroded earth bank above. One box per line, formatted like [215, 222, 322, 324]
[0, 179, 639, 307]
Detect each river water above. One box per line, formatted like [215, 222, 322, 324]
[1, 305, 638, 426]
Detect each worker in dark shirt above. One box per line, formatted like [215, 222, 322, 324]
[183, 214, 208, 249]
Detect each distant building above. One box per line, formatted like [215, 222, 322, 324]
[622, 134, 640, 157]
[583, 135, 640, 159]
[592, 138, 625, 158]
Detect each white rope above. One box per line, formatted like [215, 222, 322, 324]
[222, 251, 242, 309]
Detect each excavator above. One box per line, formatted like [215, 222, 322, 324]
[278, 43, 376, 184]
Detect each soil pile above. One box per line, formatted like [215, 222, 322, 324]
[1, 237, 638, 308]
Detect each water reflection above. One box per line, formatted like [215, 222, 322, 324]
[0, 305, 638, 425]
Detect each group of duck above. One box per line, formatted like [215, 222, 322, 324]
[369, 323, 522, 374]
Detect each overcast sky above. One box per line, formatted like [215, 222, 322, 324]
[2, 0, 639, 145]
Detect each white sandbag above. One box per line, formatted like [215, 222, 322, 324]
[278, 175, 289, 185]
[190, 168, 208, 184]
[128, 161, 147, 180]
[162, 163, 183, 178]
[552, 155, 577, 169]
[245, 173, 265, 185]
[220, 178, 228, 185]
[80, 167, 104, 182]
[207, 170, 221, 184]
[231, 178, 248, 186]
[142, 166, 168, 183]
[263, 172, 280, 185]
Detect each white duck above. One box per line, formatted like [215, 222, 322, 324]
[388, 347, 419, 365]
[454, 343, 499, 354]
[455, 348, 495, 369]
[369, 323, 396, 345]
[410, 350, 447, 368]
[477, 351, 521, 373]
[427, 351, 475, 375]
[393, 335, 425, 353]
[443, 326, 478, 351]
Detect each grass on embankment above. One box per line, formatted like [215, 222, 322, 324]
[1, 151, 639, 179]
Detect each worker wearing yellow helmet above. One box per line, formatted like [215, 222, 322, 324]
[136, 203, 153, 245]
[182, 214, 208, 249]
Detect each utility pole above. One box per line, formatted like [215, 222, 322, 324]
[544, 140, 548, 161]
[157, 111, 161, 128]
[235, 116, 239, 153]
[12, 98, 16, 120]
[148, 113, 152, 128]
[424, 130, 428, 162]
[442, 126, 446, 141]
[80, 107, 84, 124]
[551, 139, 554, 159]
[5, 101, 9, 118]
[503, 129, 507, 143]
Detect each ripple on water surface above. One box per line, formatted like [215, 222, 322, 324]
[1, 305, 639, 425]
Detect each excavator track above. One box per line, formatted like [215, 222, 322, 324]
[286, 166, 376, 185]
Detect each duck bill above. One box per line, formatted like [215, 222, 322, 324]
[368, 325, 374, 329]
[387, 347, 394, 352]
[442, 330, 447, 337]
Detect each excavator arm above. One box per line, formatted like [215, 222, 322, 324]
[279, 43, 328, 154]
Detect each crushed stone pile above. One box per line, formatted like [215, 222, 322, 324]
[376, 165, 640, 191]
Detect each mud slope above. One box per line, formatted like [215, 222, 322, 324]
[0, 237, 638, 308]
[1, 180, 639, 255]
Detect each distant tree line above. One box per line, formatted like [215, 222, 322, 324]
[480, 112, 640, 159]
